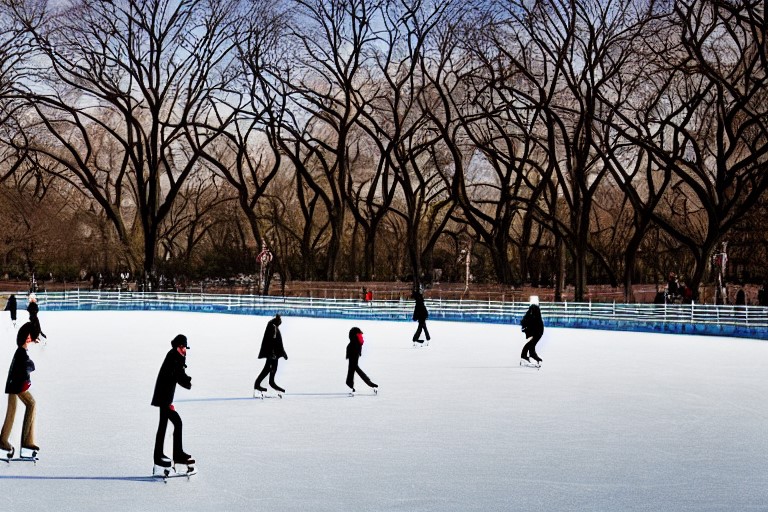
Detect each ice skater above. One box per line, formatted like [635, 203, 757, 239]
[411, 288, 430, 346]
[0, 322, 40, 459]
[254, 314, 287, 396]
[26, 293, 46, 342]
[151, 334, 194, 473]
[4, 294, 17, 327]
[520, 296, 544, 367]
[346, 327, 377, 394]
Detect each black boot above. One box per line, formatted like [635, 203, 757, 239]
[174, 452, 195, 465]
[154, 454, 172, 467]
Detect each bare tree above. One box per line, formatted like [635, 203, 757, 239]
[609, 0, 768, 298]
[271, 0, 385, 280]
[6, 0, 242, 273]
[355, 0, 456, 284]
[199, 0, 290, 289]
[158, 172, 236, 268]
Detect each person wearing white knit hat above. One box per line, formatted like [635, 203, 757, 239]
[26, 294, 46, 342]
[520, 296, 544, 367]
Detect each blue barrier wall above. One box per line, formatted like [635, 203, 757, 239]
[29, 291, 768, 341]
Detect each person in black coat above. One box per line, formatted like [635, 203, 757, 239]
[26, 293, 46, 341]
[346, 327, 377, 393]
[254, 314, 287, 395]
[151, 334, 193, 468]
[0, 322, 39, 458]
[520, 297, 545, 366]
[411, 289, 431, 345]
[4, 295, 17, 327]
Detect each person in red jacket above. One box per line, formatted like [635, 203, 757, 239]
[151, 334, 193, 471]
[345, 327, 378, 393]
[0, 322, 39, 459]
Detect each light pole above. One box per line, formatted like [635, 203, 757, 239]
[460, 244, 471, 296]
[712, 241, 728, 305]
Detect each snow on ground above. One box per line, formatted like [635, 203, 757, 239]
[0, 310, 765, 512]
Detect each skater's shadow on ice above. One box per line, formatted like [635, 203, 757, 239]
[177, 393, 352, 403]
[175, 397, 256, 403]
[454, 366, 529, 369]
[0, 475, 159, 483]
[283, 392, 357, 398]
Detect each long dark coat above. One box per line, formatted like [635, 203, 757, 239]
[4, 295, 16, 321]
[151, 348, 191, 407]
[5, 346, 34, 394]
[412, 292, 428, 322]
[258, 319, 287, 360]
[521, 304, 544, 338]
[27, 302, 44, 338]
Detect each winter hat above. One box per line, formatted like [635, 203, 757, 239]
[171, 334, 190, 349]
[529, 295, 539, 306]
[349, 327, 363, 340]
[16, 322, 35, 346]
[273, 314, 282, 325]
[28, 293, 37, 302]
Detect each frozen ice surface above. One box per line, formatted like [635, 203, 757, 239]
[0, 310, 766, 511]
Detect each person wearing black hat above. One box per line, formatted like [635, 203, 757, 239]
[346, 327, 378, 394]
[151, 334, 194, 472]
[254, 314, 287, 397]
[0, 322, 40, 459]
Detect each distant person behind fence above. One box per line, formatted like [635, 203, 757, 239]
[667, 272, 679, 299]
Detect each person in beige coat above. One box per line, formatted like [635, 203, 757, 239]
[1, 322, 39, 458]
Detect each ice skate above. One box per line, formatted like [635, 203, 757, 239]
[172, 454, 197, 478]
[20, 446, 39, 460]
[270, 383, 285, 397]
[153, 455, 172, 477]
[1, 444, 14, 461]
[254, 388, 266, 399]
[153, 464, 171, 478]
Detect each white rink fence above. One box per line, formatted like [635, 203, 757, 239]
[19, 290, 768, 341]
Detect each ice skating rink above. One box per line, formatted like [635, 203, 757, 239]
[0, 310, 765, 512]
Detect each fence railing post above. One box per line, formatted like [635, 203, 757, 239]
[33, 292, 765, 339]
